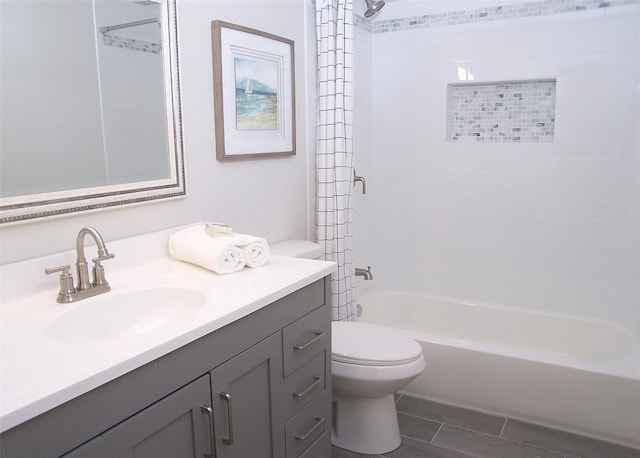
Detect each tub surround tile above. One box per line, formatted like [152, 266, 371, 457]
[356, 0, 640, 33]
[102, 35, 161, 54]
[501, 419, 640, 458]
[396, 396, 506, 436]
[447, 79, 556, 143]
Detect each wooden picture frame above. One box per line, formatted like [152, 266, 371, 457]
[211, 21, 296, 161]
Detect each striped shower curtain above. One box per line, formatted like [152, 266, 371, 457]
[315, 0, 357, 321]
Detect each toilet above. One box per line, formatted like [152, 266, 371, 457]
[271, 240, 427, 455]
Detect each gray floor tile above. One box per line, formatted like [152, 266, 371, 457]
[396, 396, 506, 436]
[384, 436, 475, 458]
[332, 444, 384, 457]
[398, 412, 442, 443]
[501, 419, 640, 458]
[433, 425, 564, 458]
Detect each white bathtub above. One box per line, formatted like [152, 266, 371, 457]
[357, 290, 640, 448]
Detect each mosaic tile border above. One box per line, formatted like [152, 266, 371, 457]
[356, 0, 640, 33]
[447, 79, 556, 142]
[103, 35, 161, 54]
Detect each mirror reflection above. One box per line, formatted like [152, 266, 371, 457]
[0, 0, 185, 224]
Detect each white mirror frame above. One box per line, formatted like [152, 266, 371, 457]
[0, 0, 185, 225]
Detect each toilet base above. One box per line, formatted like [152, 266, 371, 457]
[331, 393, 401, 455]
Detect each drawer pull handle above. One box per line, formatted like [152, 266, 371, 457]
[293, 376, 324, 398]
[200, 405, 216, 458]
[220, 392, 234, 445]
[293, 331, 325, 351]
[295, 416, 325, 441]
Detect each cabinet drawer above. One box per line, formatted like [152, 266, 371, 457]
[283, 351, 326, 419]
[285, 392, 330, 458]
[283, 305, 330, 377]
[297, 430, 331, 458]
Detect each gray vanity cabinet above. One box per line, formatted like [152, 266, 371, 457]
[0, 277, 331, 458]
[62, 375, 212, 458]
[100, 375, 212, 457]
[61, 437, 105, 458]
[209, 332, 284, 457]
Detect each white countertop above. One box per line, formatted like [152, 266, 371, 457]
[0, 227, 335, 433]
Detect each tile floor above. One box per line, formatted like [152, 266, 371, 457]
[331, 395, 640, 458]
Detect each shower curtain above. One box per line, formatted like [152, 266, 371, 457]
[315, 0, 357, 321]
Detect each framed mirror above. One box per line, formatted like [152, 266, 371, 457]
[0, 0, 185, 224]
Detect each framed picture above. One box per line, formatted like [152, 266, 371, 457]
[211, 21, 296, 161]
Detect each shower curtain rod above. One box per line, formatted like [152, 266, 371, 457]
[100, 18, 159, 34]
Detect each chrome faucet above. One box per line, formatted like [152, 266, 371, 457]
[45, 227, 115, 303]
[355, 266, 373, 280]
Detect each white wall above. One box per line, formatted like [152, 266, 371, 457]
[0, 0, 317, 264]
[354, 2, 640, 322]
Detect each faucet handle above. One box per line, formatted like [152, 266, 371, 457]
[45, 265, 76, 303]
[45, 264, 72, 277]
[91, 253, 114, 287]
[92, 253, 115, 263]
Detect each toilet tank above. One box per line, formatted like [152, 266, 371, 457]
[270, 240, 323, 260]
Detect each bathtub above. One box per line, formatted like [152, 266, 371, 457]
[357, 289, 640, 448]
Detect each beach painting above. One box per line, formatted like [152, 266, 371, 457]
[212, 20, 295, 160]
[234, 57, 278, 130]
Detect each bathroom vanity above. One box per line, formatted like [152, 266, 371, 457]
[0, 227, 335, 457]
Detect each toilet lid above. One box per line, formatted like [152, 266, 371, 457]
[332, 321, 423, 366]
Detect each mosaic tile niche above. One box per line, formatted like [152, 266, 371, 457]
[447, 79, 556, 142]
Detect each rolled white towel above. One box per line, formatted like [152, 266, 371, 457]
[231, 233, 270, 268]
[168, 225, 246, 274]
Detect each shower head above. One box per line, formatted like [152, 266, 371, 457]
[364, 0, 385, 18]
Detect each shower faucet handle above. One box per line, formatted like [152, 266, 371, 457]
[353, 169, 367, 194]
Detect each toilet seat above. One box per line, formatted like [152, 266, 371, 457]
[332, 321, 423, 366]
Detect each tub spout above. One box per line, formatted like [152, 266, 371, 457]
[355, 266, 373, 280]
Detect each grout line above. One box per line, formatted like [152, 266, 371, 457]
[431, 422, 445, 444]
[499, 417, 508, 438]
[445, 423, 570, 457]
[399, 433, 434, 445]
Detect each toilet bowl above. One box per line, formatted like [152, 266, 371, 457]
[331, 321, 426, 454]
[270, 240, 426, 455]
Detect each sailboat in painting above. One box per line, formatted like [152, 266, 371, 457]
[235, 76, 278, 130]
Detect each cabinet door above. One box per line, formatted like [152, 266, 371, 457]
[210, 332, 284, 458]
[62, 436, 106, 458]
[102, 375, 213, 458]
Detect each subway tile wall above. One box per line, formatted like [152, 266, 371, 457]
[97, 36, 168, 184]
[353, 1, 640, 322]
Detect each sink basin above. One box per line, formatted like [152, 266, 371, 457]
[47, 286, 206, 343]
